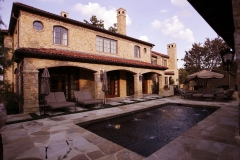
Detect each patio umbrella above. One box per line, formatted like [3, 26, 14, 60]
[101, 70, 108, 105]
[187, 69, 224, 88]
[187, 69, 224, 80]
[40, 68, 50, 114]
[41, 68, 50, 95]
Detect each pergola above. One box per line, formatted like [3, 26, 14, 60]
[187, 0, 240, 144]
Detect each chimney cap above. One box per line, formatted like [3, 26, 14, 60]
[60, 11, 69, 18]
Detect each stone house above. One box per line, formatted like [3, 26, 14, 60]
[2, 2, 178, 113]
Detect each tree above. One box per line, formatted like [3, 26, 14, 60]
[84, 15, 104, 29]
[0, 0, 6, 29]
[182, 36, 229, 74]
[178, 68, 188, 84]
[0, 0, 20, 114]
[108, 23, 117, 33]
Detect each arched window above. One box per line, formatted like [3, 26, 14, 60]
[53, 26, 68, 45]
[134, 45, 140, 58]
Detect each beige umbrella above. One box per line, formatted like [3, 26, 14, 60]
[41, 68, 50, 95]
[187, 69, 224, 88]
[187, 70, 224, 80]
[40, 68, 50, 115]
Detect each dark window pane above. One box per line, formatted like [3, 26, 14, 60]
[33, 21, 43, 30]
[53, 26, 68, 45]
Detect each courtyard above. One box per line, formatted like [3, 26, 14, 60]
[1, 95, 239, 160]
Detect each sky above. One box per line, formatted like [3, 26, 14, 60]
[1, 0, 218, 68]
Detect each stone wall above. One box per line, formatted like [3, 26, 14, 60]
[19, 57, 170, 113]
[18, 11, 152, 63]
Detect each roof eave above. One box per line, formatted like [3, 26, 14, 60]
[14, 49, 168, 70]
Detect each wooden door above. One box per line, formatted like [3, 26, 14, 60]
[126, 72, 134, 96]
[106, 71, 119, 98]
[142, 75, 148, 94]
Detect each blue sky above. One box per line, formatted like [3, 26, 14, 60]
[1, 0, 218, 68]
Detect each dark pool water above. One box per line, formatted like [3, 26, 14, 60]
[79, 104, 218, 157]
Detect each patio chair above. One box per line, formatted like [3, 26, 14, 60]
[74, 90, 103, 108]
[179, 89, 190, 99]
[202, 93, 215, 101]
[46, 92, 75, 114]
[216, 89, 235, 101]
[192, 89, 204, 100]
[214, 88, 224, 95]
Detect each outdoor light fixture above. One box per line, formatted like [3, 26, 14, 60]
[100, 70, 104, 81]
[139, 73, 143, 81]
[220, 49, 236, 77]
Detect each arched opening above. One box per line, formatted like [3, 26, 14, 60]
[39, 66, 95, 101]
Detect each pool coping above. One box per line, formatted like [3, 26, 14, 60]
[1, 97, 239, 160]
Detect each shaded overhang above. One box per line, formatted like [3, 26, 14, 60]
[14, 48, 168, 70]
[187, 0, 235, 49]
[165, 71, 174, 75]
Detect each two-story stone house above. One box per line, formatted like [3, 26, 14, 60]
[3, 2, 178, 113]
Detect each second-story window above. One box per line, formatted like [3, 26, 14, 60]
[151, 56, 157, 64]
[134, 45, 140, 58]
[33, 21, 43, 31]
[163, 59, 167, 67]
[53, 26, 68, 45]
[96, 36, 117, 54]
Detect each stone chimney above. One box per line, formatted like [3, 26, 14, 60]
[167, 43, 177, 70]
[117, 8, 126, 35]
[60, 11, 69, 18]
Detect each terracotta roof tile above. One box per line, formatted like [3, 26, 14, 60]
[15, 48, 168, 70]
[152, 51, 169, 58]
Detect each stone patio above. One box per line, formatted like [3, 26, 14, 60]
[1, 96, 239, 160]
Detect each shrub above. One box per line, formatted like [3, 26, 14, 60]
[0, 81, 21, 115]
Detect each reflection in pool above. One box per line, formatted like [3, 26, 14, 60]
[79, 104, 218, 157]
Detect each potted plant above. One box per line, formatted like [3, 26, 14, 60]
[164, 84, 169, 90]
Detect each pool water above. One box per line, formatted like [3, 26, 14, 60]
[79, 104, 218, 157]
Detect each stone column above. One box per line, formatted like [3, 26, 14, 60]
[22, 70, 39, 114]
[134, 73, 142, 98]
[232, 0, 240, 143]
[158, 75, 163, 95]
[94, 72, 103, 99]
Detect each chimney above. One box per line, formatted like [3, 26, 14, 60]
[60, 11, 69, 18]
[117, 8, 126, 35]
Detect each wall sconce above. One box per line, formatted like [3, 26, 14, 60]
[139, 73, 143, 81]
[220, 49, 236, 77]
[100, 70, 104, 81]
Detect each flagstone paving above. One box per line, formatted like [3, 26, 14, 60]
[1, 96, 240, 160]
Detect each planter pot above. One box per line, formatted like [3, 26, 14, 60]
[0, 103, 7, 129]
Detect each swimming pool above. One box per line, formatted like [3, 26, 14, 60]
[79, 104, 218, 157]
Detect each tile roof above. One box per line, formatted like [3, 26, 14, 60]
[15, 48, 168, 70]
[9, 2, 154, 47]
[165, 71, 175, 75]
[152, 51, 169, 58]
